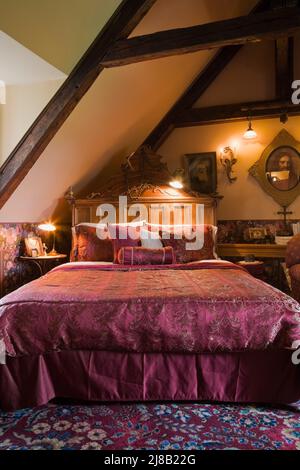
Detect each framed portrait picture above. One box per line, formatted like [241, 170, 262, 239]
[248, 227, 267, 240]
[265, 145, 300, 192]
[249, 130, 300, 207]
[25, 236, 44, 257]
[184, 152, 217, 194]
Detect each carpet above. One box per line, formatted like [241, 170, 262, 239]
[0, 402, 300, 450]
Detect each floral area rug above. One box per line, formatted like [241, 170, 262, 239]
[0, 402, 300, 450]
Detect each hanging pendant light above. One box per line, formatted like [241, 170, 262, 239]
[243, 115, 257, 140]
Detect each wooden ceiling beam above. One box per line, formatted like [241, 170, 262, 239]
[0, 0, 157, 209]
[102, 7, 300, 67]
[142, 0, 270, 150]
[174, 100, 300, 127]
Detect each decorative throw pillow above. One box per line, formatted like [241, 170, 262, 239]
[140, 228, 163, 249]
[108, 224, 141, 263]
[118, 246, 175, 265]
[71, 224, 113, 262]
[160, 224, 215, 263]
[286, 234, 300, 268]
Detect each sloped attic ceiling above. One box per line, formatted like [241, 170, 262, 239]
[0, 0, 262, 223]
[0, 0, 122, 74]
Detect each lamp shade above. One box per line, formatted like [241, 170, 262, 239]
[243, 121, 257, 140]
[38, 223, 56, 232]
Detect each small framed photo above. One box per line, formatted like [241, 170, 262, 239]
[25, 236, 44, 257]
[184, 152, 217, 194]
[248, 227, 267, 240]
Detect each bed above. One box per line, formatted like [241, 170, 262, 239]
[0, 259, 300, 410]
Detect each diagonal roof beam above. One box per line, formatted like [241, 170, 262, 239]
[101, 7, 300, 68]
[0, 0, 157, 209]
[142, 0, 269, 151]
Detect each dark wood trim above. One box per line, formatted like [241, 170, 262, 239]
[275, 37, 294, 100]
[102, 7, 300, 67]
[0, 0, 157, 209]
[142, 0, 270, 150]
[175, 100, 300, 127]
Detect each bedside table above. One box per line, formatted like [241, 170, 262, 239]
[19, 254, 67, 276]
[236, 260, 267, 281]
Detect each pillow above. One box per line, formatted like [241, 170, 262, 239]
[160, 224, 216, 263]
[71, 224, 113, 262]
[108, 224, 141, 263]
[140, 228, 163, 249]
[118, 246, 175, 265]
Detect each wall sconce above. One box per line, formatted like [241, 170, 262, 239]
[169, 168, 185, 189]
[220, 146, 237, 183]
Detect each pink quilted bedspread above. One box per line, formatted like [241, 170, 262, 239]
[0, 262, 299, 357]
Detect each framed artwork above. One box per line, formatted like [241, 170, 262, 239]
[266, 146, 300, 191]
[248, 227, 267, 240]
[25, 236, 44, 257]
[184, 152, 217, 194]
[249, 130, 300, 207]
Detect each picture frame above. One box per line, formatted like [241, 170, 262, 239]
[24, 236, 44, 257]
[248, 227, 267, 240]
[184, 152, 217, 194]
[249, 130, 300, 207]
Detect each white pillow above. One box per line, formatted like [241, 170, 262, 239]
[140, 228, 163, 249]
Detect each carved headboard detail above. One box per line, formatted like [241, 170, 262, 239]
[66, 146, 221, 226]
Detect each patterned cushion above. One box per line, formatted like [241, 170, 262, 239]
[118, 246, 175, 265]
[286, 234, 300, 268]
[160, 225, 215, 263]
[71, 224, 113, 262]
[108, 224, 141, 263]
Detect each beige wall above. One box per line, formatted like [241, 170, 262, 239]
[159, 40, 300, 221]
[160, 117, 300, 221]
[0, 79, 64, 166]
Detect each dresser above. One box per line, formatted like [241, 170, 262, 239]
[217, 243, 286, 259]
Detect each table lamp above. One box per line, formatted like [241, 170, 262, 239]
[38, 223, 57, 256]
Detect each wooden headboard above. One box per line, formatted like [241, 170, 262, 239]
[66, 146, 220, 226]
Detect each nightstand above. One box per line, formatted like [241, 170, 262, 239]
[19, 254, 67, 276]
[236, 260, 267, 282]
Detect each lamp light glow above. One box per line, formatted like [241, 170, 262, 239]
[169, 168, 184, 189]
[169, 180, 184, 189]
[38, 223, 57, 255]
[38, 223, 56, 232]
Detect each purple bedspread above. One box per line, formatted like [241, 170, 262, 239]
[0, 262, 299, 357]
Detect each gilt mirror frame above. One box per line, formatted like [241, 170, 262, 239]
[249, 129, 300, 207]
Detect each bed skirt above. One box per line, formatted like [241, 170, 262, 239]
[0, 350, 299, 411]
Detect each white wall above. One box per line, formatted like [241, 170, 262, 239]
[0, 79, 64, 166]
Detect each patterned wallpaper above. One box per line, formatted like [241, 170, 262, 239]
[0, 224, 71, 297]
[217, 220, 299, 244]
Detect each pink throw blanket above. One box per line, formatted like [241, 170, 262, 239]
[0, 262, 299, 357]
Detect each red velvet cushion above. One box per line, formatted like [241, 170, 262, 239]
[160, 224, 215, 263]
[108, 224, 141, 263]
[118, 246, 175, 265]
[286, 234, 300, 268]
[71, 224, 113, 262]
